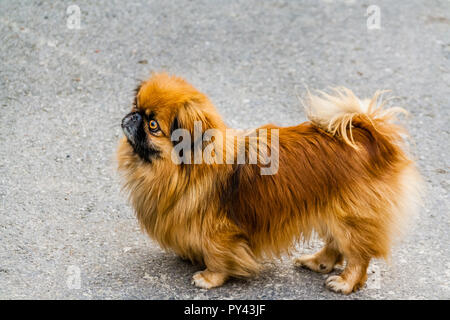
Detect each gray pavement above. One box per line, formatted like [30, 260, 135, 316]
[0, 0, 449, 299]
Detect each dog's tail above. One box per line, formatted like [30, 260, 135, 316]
[305, 88, 423, 248]
[304, 87, 408, 149]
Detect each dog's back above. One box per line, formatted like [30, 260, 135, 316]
[227, 88, 422, 293]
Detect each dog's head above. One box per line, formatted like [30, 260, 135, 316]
[121, 73, 225, 163]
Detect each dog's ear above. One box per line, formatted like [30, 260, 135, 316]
[169, 114, 189, 164]
[169, 102, 218, 165]
[174, 102, 216, 140]
[170, 115, 180, 139]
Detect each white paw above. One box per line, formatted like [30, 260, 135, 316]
[191, 271, 214, 289]
[325, 275, 353, 294]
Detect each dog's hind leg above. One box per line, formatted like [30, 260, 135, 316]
[325, 256, 370, 294]
[323, 216, 378, 294]
[294, 239, 343, 274]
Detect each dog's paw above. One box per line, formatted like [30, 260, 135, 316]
[192, 271, 213, 289]
[191, 270, 226, 289]
[325, 275, 353, 294]
[293, 255, 334, 273]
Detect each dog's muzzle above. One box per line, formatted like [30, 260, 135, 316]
[121, 112, 142, 144]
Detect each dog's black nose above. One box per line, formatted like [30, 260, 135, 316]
[122, 112, 142, 129]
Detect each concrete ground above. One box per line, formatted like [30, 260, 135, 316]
[0, 0, 449, 299]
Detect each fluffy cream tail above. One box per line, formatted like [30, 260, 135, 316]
[304, 88, 407, 148]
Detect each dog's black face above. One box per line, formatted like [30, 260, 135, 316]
[121, 111, 160, 161]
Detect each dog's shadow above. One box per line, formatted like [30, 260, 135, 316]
[100, 245, 345, 299]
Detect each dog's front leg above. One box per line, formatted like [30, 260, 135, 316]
[192, 269, 228, 289]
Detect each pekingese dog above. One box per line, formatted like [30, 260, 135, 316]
[117, 73, 422, 294]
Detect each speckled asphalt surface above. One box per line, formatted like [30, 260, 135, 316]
[0, 0, 449, 299]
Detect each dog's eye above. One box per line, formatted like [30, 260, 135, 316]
[149, 119, 159, 132]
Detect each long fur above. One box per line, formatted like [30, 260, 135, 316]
[117, 73, 422, 293]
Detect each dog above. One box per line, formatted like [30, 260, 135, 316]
[117, 73, 422, 294]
